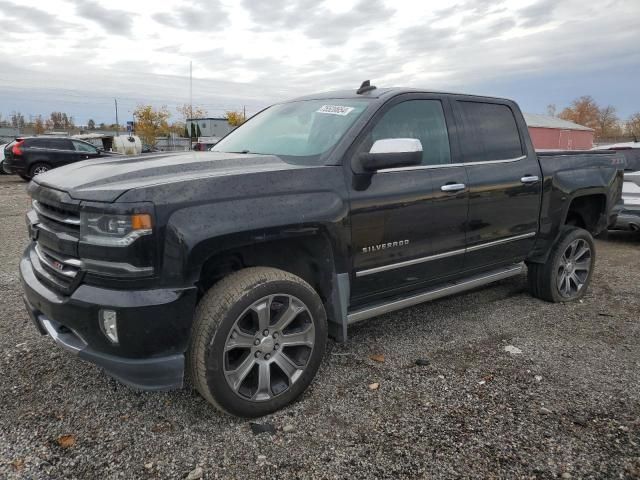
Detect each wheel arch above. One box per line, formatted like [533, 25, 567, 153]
[188, 228, 350, 342]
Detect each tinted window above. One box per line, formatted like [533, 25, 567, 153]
[28, 138, 72, 150]
[457, 102, 523, 162]
[72, 140, 98, 153]
[367, 100, 451, 166]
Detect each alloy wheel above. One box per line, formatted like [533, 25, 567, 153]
[557, 238, 592, 298]
[223, 294, 315, 401]
[32, 165, 49, 176]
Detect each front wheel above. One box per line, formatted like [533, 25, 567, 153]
[188, 267, 327, 417]
[528, 226, 596, 302]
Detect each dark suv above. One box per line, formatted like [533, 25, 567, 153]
[3, 137, 104, 180]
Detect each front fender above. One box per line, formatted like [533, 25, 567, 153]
[162, 191, 349, 283]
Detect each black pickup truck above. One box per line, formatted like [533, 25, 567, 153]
[19, 83, 624, 417]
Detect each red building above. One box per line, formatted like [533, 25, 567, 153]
[524, 113, 594, 150]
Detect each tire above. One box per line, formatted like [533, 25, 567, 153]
[188, 267, 328, 417]
[19, 175, 31, 182]
[29, 163, 51, 177]
[528, 226, 596, 303]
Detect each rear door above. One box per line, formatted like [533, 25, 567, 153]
[349, 94, 469, 305]
[453, 99, 542, 270]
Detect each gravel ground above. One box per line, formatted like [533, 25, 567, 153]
[0, 174, 639, 479]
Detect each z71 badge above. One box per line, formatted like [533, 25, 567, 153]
[362, 240, 409, 253]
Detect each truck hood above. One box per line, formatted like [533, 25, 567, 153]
[33, 151, 308, 202]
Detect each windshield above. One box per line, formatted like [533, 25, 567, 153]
[213, 99, 370, 163]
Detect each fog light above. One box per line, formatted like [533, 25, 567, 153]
[99, 309, 119, 344]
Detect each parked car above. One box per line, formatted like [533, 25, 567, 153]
[3, 137, 111, 180]
[0, 143, 7, 174]
[19, 83, 624, 418]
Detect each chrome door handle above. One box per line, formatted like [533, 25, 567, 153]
[520, 175, 540, 184]
[441, 183, 466, 192]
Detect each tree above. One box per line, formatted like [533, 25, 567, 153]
[176, 103, 207, 121]
[48, 111, 74, 130]
[34, 115, 45, 134]
[133, 104, 171, 146]
[546, 104, 557, 117]
[559, 96, 599, 131]
[226, 110, 246, 127]
[596, 106, 622, 139]
[10, 111, 25, 129]
[625, 113, 640, 140]
[87, 119, 96, 130]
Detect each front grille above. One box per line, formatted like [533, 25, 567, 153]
[32, 200, 80, 235]
[29, 193, 83, 294]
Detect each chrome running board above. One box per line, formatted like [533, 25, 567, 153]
[347, 263, 524, 325]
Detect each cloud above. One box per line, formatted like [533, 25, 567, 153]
[0, 0, 639, 124]
[518, 0, 558, 27]
[152, 1, 229, 31]
[72, 0, 134, 36]
[242, 0, 395, 46]
[0, 0, 73, 35]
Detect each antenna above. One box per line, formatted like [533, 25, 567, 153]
[357, 80, 376, 95]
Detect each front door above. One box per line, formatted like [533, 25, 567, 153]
[348, 95, 468, 306]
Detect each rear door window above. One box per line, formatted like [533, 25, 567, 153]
[28, 138, 73, 150]
[457, 101, 523, 162]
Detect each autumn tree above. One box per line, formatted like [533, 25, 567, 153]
[559, 96, 599, 131]
[626, 113, 640, 140]
[48, 112, 74, 130]
[176, 103, 208, 121]
[225, 110, 246, 127]
[596, 105, 623, 138]
[133, 105, 171, 146]
[34, 115, 45, 134]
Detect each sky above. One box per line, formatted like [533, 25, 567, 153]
[0, 0, 639, 125]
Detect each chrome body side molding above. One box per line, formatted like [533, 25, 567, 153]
[356, 232, 535, 277]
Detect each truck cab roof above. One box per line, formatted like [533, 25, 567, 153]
[288, 85, 513, 105]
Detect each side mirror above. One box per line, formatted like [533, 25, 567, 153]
[359, 138, 423, 172]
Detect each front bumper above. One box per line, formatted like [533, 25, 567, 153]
[20, 248, 198, 390]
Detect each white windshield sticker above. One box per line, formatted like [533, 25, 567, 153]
[316, 105, 355, 116]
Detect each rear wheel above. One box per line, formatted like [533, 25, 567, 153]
[29, 163, 51, 177]
[528, 226, 595, 302]
[189, 267, 327, 417]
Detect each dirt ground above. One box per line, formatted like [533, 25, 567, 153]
[0, 174, 639, 479]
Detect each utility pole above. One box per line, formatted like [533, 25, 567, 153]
[189, 60, 193, 150]
[114, 98, 119, 136]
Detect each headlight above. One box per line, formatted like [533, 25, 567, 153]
[80, 212, 152, 247]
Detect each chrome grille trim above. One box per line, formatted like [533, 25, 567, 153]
[34, 244, 82, 278]
[32, 200, 80, 226]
